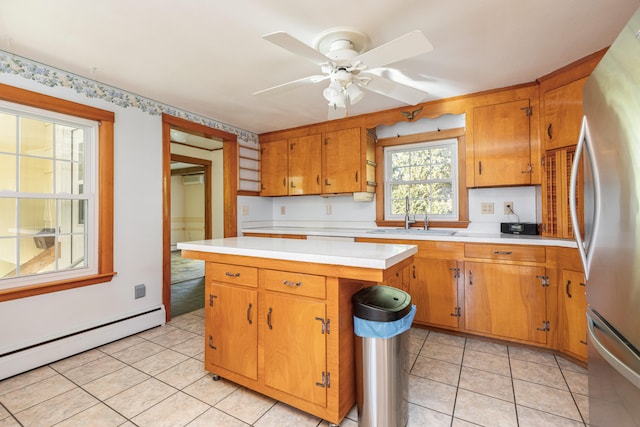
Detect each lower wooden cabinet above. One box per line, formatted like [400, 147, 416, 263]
[264, 292, 327, 406]
[464, 261, 548, 345]
[201, 258, 395, 425]
[411, 258, 461, 329]
[558, 269, 588, 359]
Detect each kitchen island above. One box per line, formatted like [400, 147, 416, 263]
[177, 237, 417, 425]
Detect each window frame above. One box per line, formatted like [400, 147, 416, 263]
[0, 83, 115, 302]
[375, 127, 469, 228]
[384, 138, 459, 221]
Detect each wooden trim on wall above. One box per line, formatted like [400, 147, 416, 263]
[0, 84, 115, 302]
[162, 113, 238, 321]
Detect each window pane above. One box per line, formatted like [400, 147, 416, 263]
[19, 198, 56, 235]
[0, 198, 17, 237]
[19, 235, 56, 275]
[391, 151, 410, 167]
[20, 117, 53, 157]
[20, 156, 54, 193]
[0, 237, 17, 278]
[55, 160, 83, 194]
[58, 199, 86, 233]
[59, 233, 86, 269]
[0, 153, 16, 191]
[0, 112, 17, 153]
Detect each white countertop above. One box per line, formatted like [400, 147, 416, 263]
[241, 226, 578, 248]
[177, 237, 418, 269]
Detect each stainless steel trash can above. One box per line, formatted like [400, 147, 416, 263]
[353, 285, 416, 427]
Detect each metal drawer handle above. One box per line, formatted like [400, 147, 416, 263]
[493, 250, 512, 255]
[225, 272, 240, 277]
[247, 303, 253, 325]
[283, 280, 302, 287]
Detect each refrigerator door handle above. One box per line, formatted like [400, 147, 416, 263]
[570, 116, 600, 280]
[587, 307, 640, 390]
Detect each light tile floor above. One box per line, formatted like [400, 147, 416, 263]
[0, 309, 589, 426]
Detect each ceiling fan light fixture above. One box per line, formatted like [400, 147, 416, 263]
[322, 80, 342, 102]
[345, 82, 365, 104]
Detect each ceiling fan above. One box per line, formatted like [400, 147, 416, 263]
[253, 28, 434, 119]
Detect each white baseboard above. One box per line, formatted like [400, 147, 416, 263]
[0, 306, 166, 380]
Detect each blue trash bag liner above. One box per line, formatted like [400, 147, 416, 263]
[354, 305, 416, 339]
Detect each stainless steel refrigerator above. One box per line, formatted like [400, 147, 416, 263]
[570, 6, 640, 426]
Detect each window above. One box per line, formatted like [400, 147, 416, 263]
[384, 138, 458, 221]
[0, 83, 114, 301]
[0, 103, 97, 287]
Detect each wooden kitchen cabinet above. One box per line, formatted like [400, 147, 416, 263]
[205, 263, 258, 380]
[463, 243, 549, 345]
[264, 292, 327, 406]
[539, 50, 603, 238]
[542, 78, 587, 151]
[322, 127, 364, 193]
[259, 134, 321, 196]
[464, 261, 548, 344]
[410, 258, 461, 329]
[183, 248, 414, 425]
[468, 97, 536, 187]
[260, 139, 288, 196]
[289, 134, 322, 195]
[558, 268, 587, 360]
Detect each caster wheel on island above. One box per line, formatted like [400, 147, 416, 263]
[212, 374, 221, 381]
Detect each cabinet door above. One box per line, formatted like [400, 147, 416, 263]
[206, 283, 258, 380]
[322, 127, 361, 193]
[559, 269, 587, 359]
[264, 293, 327, 406]
[542, 148, 583, 238]
[260, 139, 288, 196]
[289, 134, 321, 195]
[464, 262, 547, 344]
[543, 78, 587, 151]
[410, 258, 460, 328]
[472, 99, 533, 187]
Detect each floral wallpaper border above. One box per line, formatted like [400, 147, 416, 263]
[0, 50, 258, 145]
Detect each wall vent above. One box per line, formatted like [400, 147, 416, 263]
[182, 174, 204, 185]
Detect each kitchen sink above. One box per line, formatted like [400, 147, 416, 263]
[368, 228, 456, 236]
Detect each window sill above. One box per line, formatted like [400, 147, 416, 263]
[0, 272, 117, 302]
[375, 220, 470, 229]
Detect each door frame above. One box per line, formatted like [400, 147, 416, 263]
[170, 153, 212, 242]
[162, 113, 238, 321]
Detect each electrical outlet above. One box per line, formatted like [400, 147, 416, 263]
[504, 202, 514, 215]
[241, 205, 249, 216]
[326, 204, 332, 215]
[481, 202, 494, 214]
[280, 205, 286, 215]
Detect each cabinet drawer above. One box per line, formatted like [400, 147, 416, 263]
[208, 263, 258, 287]
[263, 269, 326, 299]
[464, 243, 545, 263]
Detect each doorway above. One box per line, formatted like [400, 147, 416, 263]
[162, 114, 239, 321]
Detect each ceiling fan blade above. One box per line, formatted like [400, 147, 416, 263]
[263, 31, 330, 65]
[327, 104, 347, 120]
[363, 74, 429, 105]
[253, 75, 328, 97]
[354, 30, 433, 69]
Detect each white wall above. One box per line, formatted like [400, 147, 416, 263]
[0, 72, 166, 358]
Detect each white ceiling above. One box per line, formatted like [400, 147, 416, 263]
[1, 0, 639, 135]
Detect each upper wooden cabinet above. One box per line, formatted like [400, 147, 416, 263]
[260, 124, 375, 196]
[289, 134, 322, 195]
[322, 127, 361, 193]
[542, 78, 587, 151]
[539, 49, 604, 238]
[465, 85, 541, 188]
[260, 135, 321, 196]
[260, 139, 288, 196]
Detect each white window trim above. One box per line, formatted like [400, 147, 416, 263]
[384, 138, 459, 221]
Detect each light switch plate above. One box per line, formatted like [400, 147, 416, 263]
[481, 202, 494, 214]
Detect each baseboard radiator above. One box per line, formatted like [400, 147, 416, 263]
[0, 306, 165, 380]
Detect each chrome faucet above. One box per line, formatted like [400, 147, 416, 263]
[404, 195, 415, 229]
[423, 212, 429, 230]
